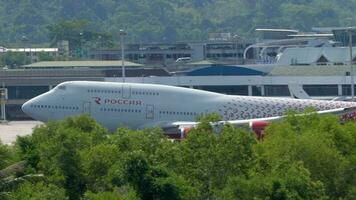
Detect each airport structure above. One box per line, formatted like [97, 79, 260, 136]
[0, 27, 355, 120]
[88, 28, 356, 67]
[0, 47, 60, 63]
[89, 40, 251, 66]
[0, 60, 169, 119]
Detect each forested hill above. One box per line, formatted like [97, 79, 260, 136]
[0, 0, 355, 44]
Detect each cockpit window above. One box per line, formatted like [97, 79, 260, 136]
[58, 85, 66, 90]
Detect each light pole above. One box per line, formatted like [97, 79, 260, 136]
[98, 35, 102, 60]
[0, 85, 7, 122]
[119, 29, 127, 82]
[79, 32, 83, 58]
[349, 27, 355, 101]
[21, 35, 31, 63]
[233, 35, 241, 65]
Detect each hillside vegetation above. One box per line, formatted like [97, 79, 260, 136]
[0, 0, 355, 44]
[0, 114, 355, 199]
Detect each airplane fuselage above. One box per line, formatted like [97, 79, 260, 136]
[22, 81, 356, 131]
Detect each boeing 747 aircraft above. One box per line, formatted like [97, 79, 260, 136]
[22, 81, 356, 138]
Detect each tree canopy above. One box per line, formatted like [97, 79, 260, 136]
[0, 0, 355, 45]
[0, 113, 355, 199]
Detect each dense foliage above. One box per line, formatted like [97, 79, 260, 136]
[0, 113, 355, 199]
[0, 0, 355, 45]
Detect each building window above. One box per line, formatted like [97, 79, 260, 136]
[252, 86, 262, 96]
[342, 85, 356, 96]
[303, 85, 338, 96]
[194, 85, 248, 95]
[264, 85, 290, 96]
[6, 86, 49, 99]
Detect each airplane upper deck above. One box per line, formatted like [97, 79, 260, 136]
[58, 81, 224, 97]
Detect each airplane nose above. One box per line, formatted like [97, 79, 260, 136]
[21, 100, 31, 116]
[21, 93, 53, 122]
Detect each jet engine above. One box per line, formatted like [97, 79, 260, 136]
[163, 125, 195, 140]
[249, 121, 270, 139]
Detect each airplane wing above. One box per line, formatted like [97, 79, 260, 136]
[151, 107, 356, 139]
[138, 120, 199, 139]
[226, 106, 356, 125]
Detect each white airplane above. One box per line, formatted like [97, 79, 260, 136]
[22, 81, 356, 138]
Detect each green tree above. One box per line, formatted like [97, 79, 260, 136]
[47, 20, 113, 54]
[85, 186, 139, 200]
[37, 52, 55, 61]
[0, 52, 30, 68]
[80, 144, 119, 192]
[47, 20, 89, 50]
[0, 141, 12, 170]
[158, 114, 257, 199]
[15, 115, 109, 200]
[111, 127, 167, 156]
[10, 181, 67, 200]
[7, 113, 356, 200]
[0, 1, 355, 44]
[103, 145, 194, 200]
[256, 113, 354, 199]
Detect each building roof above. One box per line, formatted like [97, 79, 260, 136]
[185, 66, 265, 76]
[276, 47, 356, 65]
[104, 68, 170, 77]
[187, 60, 216, 66]
[7, 48, 58, 52]
[269, 65, 354, 76]
[312, 26, 356, 32]
[288, 33, 333, 38]
[23, 60, 142, 68]
[256, 28, 299, 33]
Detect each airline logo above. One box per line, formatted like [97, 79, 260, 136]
[92, 97, 143, 105]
